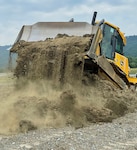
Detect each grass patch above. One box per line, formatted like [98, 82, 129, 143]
[130, 68, 137, 74]
[0, 73, 14, 84]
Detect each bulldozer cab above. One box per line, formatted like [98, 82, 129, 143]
[100, 22, 125, 60]
[85, 18, 129, 89]
[99, 22, 131, 76]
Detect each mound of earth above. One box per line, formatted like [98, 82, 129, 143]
[1, 34, 136, 135]
[1, 76, 137, 135]
[10, 34, 91, 85]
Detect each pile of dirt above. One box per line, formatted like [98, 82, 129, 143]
[1, 34, 135, 135]
[0, 74, 137, 135]
[10, 34, 91, 85]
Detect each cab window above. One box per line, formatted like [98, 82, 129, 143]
[115, 31, 123, 55]
[101, 24, 114, 59]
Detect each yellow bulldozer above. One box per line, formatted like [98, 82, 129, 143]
[10, 11, 137, 89]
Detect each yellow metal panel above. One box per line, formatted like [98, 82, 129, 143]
[127, 76, 137, 84]
[114, 52, 129, 75]
[95, 45, 100, 56]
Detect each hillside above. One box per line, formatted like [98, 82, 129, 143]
[124, 35, 137, 57]
[0, 45, 11, 72]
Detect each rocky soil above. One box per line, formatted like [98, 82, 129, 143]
[1, 111, 137, 150]
[0, 73, 137, 150]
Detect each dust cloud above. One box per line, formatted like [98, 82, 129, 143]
[0, 34, 136, 135]
[0, 75, 137, 135]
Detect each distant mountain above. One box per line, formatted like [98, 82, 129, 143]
[124, 35, 137, 57]
[0, 45, 16, 72]
[0, 45, 12, 51]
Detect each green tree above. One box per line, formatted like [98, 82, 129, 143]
[128, 56, 137, 68]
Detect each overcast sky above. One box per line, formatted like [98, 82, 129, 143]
[0, 0, 137, 45]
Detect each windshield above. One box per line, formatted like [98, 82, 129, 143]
[101, 24, 124, 59]
[115, 31, 123, 54]
[101, 24, 114, 59]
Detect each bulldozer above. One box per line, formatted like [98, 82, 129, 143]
[10, 11, 137, 89]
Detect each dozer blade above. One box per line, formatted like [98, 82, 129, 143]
[96, 55, 126, 89]
[14, 22, 95, 42]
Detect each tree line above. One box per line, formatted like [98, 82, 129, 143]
[128, 56, 137, 68]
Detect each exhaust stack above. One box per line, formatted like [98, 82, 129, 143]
[91, 11, 97, 25]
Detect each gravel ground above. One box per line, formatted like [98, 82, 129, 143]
[1, 111, 137, 150]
